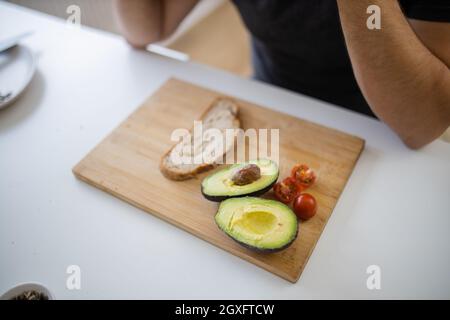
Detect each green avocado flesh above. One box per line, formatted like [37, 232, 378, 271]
[201, 159, 279, 200]
[215, 197, 298, 252]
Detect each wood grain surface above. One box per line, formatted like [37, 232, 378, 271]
[73, 78, 365, 282]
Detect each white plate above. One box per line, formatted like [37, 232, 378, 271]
[0, 45, 36, 109]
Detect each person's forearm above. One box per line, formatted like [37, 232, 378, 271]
[337, 0, 450, 148]
[114, 0, 162, 48]
[114, 0, 199, 48]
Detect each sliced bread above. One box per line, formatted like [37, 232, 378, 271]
[160, 98, 240, 181]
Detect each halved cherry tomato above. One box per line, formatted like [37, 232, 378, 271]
[291, 164, 316, 189]
[293, 193, 317, 220]
[273, 177, 301, 204]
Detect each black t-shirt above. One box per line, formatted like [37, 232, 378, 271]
[232, 0, 450, 117]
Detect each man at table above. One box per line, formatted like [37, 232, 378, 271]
[114, 0, 450, 149]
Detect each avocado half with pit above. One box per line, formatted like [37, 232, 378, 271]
[201, 159, 279, 202]
[215, 197, 298, 252]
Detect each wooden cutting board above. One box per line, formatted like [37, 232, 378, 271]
[73, 78, 364, 283]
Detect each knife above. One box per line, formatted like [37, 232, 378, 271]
[0, 31, 33, 53]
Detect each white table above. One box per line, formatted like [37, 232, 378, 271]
[1, 2, 449, 299]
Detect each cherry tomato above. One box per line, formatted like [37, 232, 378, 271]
[273, 177, 301, 204]
[293, 193, 317, 220]
[291, 164, 316, 189]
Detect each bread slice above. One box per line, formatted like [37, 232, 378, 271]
[160, 98, 240, 181]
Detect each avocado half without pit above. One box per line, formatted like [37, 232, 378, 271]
[201, 159, 279, 202]
[215, 197, 298, 252]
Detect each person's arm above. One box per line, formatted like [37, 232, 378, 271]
[336, 0, 450, 149]
[113, 0, 199, 48]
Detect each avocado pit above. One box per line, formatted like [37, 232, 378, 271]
[231, 164, 261, 186]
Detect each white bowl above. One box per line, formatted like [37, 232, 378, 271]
[0, 282, 53, 300]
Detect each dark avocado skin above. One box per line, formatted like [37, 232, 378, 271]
[216, 216, 299, 253]
[201, 175, 279, 202]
